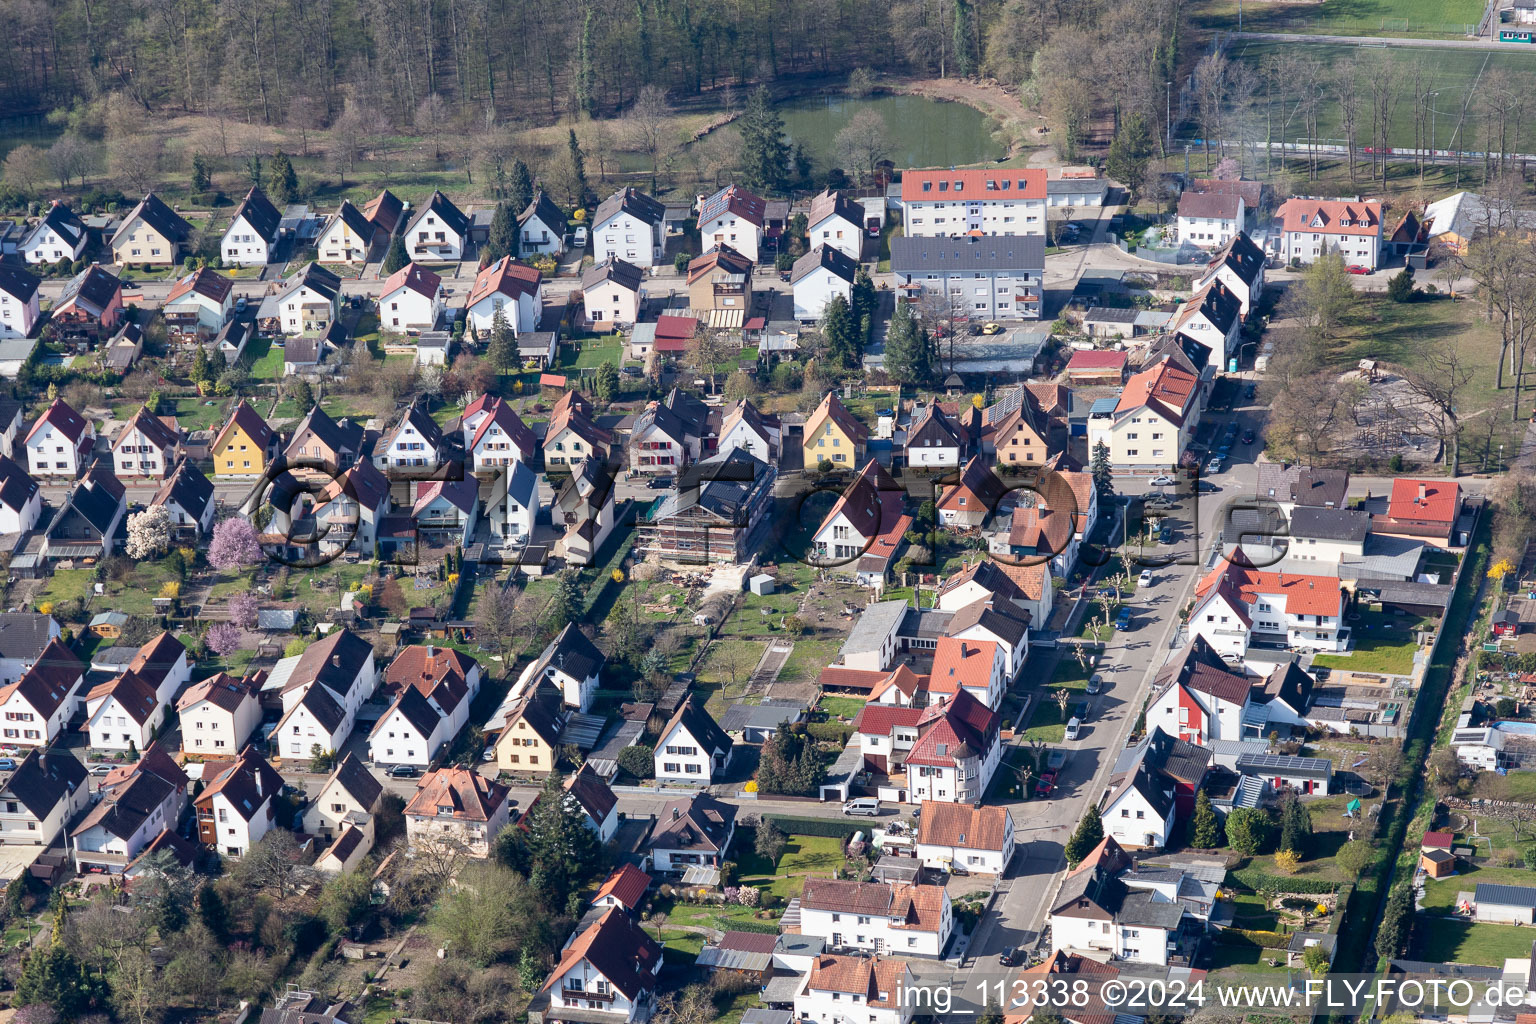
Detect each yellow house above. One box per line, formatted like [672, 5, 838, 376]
[212, 400, 276, 478]
[493, 696, 561, 773]
[110, 193, 193, 266]
[802, 392, 868, 470]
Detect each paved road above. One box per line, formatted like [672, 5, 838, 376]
[1232, 29, 1514, 50]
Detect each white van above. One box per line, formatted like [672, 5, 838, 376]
[1065, 717, 1082, 741]
[842, 798, 881, 817]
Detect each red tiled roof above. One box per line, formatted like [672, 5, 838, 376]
[853, 703, 923, 736]
[818, 666, 889, 691]
[594, 863, 651, 910]
[1116, 359, 1198, 425]
[467, 255, 540, 307]
[901, 168, 1047, 201]
[1387, 479, 1460, 524]
[1066, 349, 1128, 371]
[1194, 556, 1344, 617]
[1422, 831, 1454, 850]
[1277, 198, 1382, 236]
[928, 637, 998, 696]
[654, 315, 698, 341]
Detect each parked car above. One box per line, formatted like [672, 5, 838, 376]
[647, 475, 674, 489]
[0, 758, 18, 772]
[1115, 607, 1133, 630]
[980, 322, 1003, 335]
[572, 225, 589, 247]
[1159, 523, 1175, 544]
[1138, 569, 1153, 588]
[387, 765, 421, 779]
[1087, 673, 1104, 695]
[1149, 474, 1176, 487]
[1347, 264, 1371, 275]
[1207, 457, 1225, 474]
[843, 798, 881, 817]
[999, 947, 1026, 967]
[1241, 430, 1256, 445]
[1036, 769, 1059, 795]
[87, 764, 113, 776]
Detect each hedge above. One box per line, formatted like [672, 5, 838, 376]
[718, 917, 781, 935]
[1216, 927, 1291, 949]
[1229, 867, 1340, 895]
[808, 721, 853, 744]
[761, 815, 864, 841]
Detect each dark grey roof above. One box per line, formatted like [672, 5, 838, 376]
[582, 258, 645, 293]
[719, 699, 809, 733]
[518, 190, 568, 237]
[538, 623, 606, 683]
[0, 265, 40, 304]
[1235, 751, 1332, 780]
[58, 265, 121, 317]
[112, 193, 192, 248]
[27, 204, 87, 249]
[1183, 283, 1242, 337]
[329, 752, 383, 810]
[791, 245, 858, 285]
[328, 200, 376, 242]
[891, 234, 1046, 273]
[1287, 932, 1337, 955]
[664, 696, 733, 759]
[1255, 465, 1350, 508]
[1116, 889, 1188, 929]
[51, 469, 124, 537]
[843, 600, 910, 656]
[595, 187, 666, 228]
[653, 791, 737, 851]
[0, 455, 37, 515]
[651, 447, 772, 524]
[1207, 232, 1266, 286]
[406, 191, 469, 240]
[1085, 307, 1139, 323]
[1047, 178, 1107, 195]
[1475, 883, 1536, 909]
[231, 188, 282, 242]
[281, 262, 343, 304]
[150, 458, 213, 523]
[290, 406, 364, 462]
[1290, 507, 1371, 543]
[2, 747, 85, 820]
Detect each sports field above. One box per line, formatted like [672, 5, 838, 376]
[1199, 0, 1485, 38]
[1229, 40, 1536, 152]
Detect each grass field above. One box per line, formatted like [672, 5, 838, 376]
[1420, 865, 1536, 912]
[1410, 919, 1536, 966]
[1199, 0, 1484, 37]
[1228, 42, 1536, 153]
[1312, 611, 1426, 675]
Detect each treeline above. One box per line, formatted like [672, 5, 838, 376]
[0, 0, 1186, 153]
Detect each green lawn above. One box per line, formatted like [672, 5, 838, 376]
[245, 336, 284, 378]
[1411, 919, 1536, 967]
[662, 901, 777, 933]
[558, 334, 623, 370]
[1199, 0, 1484, 37]
[778, 639, 841, 685]
[657, 930, 704, 965]
[1313, 611, 1426, 676]
[1421, 865, 1535, 912]
[1205, 940, 1294, 975]
[817, 695, 867, 719]
[736, 834, 846, 901]
[1020, 698, 1068, 743]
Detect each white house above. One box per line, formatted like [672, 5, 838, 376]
[564, 764, 619, 844]
[900, 167, 1048, 237]
[163, 267, 234, 336]
[195, 746, 283, 857]
[84, 671, 168, 752]
[791, 245, 858, 322]
[21, 203, 88, 265]
[594, 187, 666, 268]
[465, 256, 542, 335]
[538, 908, 664, 1024]
[654, 697, 733, 784]
[511, 624, 605, 712]
[890, 234, 1046, 320]
[1188, 555, 1348, 659]
[1170, 283, 1242, 368]
[70, 749, 186, 872]
[649, 792, 736, 874]
[488, 460, 539, 542]
[0, 748, 89, 848]
[266, 263, 342, 336]
[853, 690, 1001, 805]
[0, 639, 84, 747]
[221, 188, 282, 266]
[375, 404, 445, 472]
[1275, 198, 1383, 270]
[717, 399, 779, 465]
[122, 631, 192, 706]
[697, 185, 766, 263]
[934, 558, 1050, 635]
[403, 767, 510, 858]
[271, 628, 378, 761]
[151, 457, 217, 540]
[1472, 883, 1536, 926]
[301, 753, 383, 838]
[379, 262, 445, 333]
[581, 259, 645, 326]
[0, 455, 40, 535]
[465, 395, 537, 472]
[1146, 638, 1252, 745]
[518, 190, 567, 255]
[807, 189, 865, 261]
[1100, 728, 1211, 850]
[798, 878, 952, 957]
[176, 672, 262, 759]
[904, 404, 965, 469]
[411, 477, 479, 547]
[316, 200, 382, 263]
[1048, 839, 1190, 967]
[926, 636, 1006, 712]
[914, 801, 1015, 875]
[811, 459, 905, 566]
[305, 458, 392, 557]
[0, 613, 62, 688]
[1176, 191, 1245, 249]
[1086, 353, 1202, 468]
[112, 406, 179, 479]
[0, 265, 41, 341]
[1194, 232, 1267, 322]
[24, 398, 95, 478]
[943, 598, 1029, 682]
[404, 191, 469, 261]
[369, 645, 481, 768]
[795, 956, 912, 1024]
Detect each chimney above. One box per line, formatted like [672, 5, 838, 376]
[672, 807, 681, 821]
[332, 654, 342, 669]
[426, 645, 435, 659]
[1418, 482, 1427, 502]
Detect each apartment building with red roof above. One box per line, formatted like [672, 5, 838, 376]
[1275, 197, 1383, 270]
[1188, 552, 1348, 659]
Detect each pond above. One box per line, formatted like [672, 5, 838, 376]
[775, 93, 1003, 174]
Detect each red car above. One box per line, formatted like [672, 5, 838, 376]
[1346, 264, 1371, 275]
[1035, 770, 1058, 797]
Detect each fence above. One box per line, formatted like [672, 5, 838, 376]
[1112, 237, 1209, 266]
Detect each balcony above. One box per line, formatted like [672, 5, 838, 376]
[562, 988, 615, 1004]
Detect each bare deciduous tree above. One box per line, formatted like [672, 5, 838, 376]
[625, 85, 673, 192]
[834, 109, 889, 184]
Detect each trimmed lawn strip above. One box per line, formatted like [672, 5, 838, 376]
[1410, 920, 1536, 967]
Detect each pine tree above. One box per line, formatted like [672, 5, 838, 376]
[576, 9, 597, 116]
[1106, 113, 1155, 200]
[524, 772, 601, 909]
[821, 294, 857, 369]
[1279, 792, 1313, 857]
[593, 361, 620, 404]
[382, 234, 409, 275]
[191, 153, 211, 193]
[486, 303, 517, 380]
[883, 301, 931, 386]
[190, 344, 213, 385]
[1064, 805, 1104, 867]
[268, 150, 299, 204]
[739, 86, 790, 194]
[1191, 790, 1224, 848]
[551, 570, 585, 629]
[1376, 883, 1413, 960]
[510, 160, 536, 217]
[484, 202, 517, 265]
[569, 129, 592, 207]
[952, 0, 974, 77]
[1091, 440, 1115, 499]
